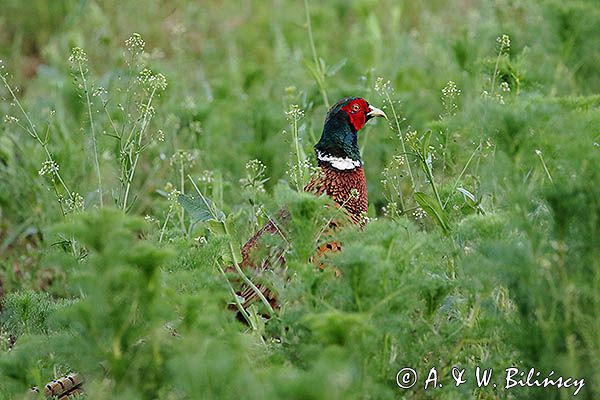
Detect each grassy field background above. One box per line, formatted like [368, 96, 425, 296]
[1, 0, 599, 398]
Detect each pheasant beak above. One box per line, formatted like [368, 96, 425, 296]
[367, 105, 388, 120]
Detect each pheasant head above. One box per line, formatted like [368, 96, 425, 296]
[314, 97, 386, 170]
[308, 97, 387, 224]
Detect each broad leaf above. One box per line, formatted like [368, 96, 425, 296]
[178, 193, 225, 224]
[414, 191, 451, 234]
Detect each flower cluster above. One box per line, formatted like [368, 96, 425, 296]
[138, 103, 156, 117]
[144, 214, 159, 224]
[151, 73, 168, 91]
[125, 33, 146, 54]
[3, 115, 19, 124]
[138, 68, 168, 91]
[138, 68, 152, 84]
[380, 153, 407, 189]
[285, 104, 304, 122]
[92, 86, 108, 97]
[412, 207, 427, 220]
[380, 165, 402, 193]
[63, 192, 84, 213]
[392, 154, 405, 166]
[198, 170, 215, 184]
[68, 47, 88, 65]
[481, 90, 505, 104]
[164, 182, 182, 203]
[374, 77, 393, 95]
[169, 150, 197, 168]
[404, 129, 418, 143]
[382, 202, 399, 217]
[287, 159, 311, 186]
[441, 80, 461, 116]
[39, 160, 60, 176]
[442, 80, 461, 98]
[245, 159, 266, 178]
[240, 159, 268, 193]
[496, 34, 511, 53]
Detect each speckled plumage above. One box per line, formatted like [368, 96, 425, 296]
[304, 161, 368, 225]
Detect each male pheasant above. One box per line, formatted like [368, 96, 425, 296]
[230, 97, 386, 318]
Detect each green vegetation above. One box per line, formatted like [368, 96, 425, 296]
[1, 0, 599, 398]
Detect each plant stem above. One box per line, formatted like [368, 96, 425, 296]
[120, 52, 138, 139]
[217, 264, 255, 329]
[78, 62, 103, 207]
[490, 50, 502, 96]
[535, 151, 554, 185]
[384, 91, 415, 188]
[443, 142, 482, 208]
[180, 162, 186, 235]
[441, 128, 449, 184]
[424, 161, 443, 210]
[291, 115, 304, 191]
[304, 0, 329, 108]
[121, 87, 157, 211]
[100, 98, 122, 140]
[188, 176, 275, 315]
[222, 222, 275, 314]
[385, 178, 405, 214]
[1, 74, 74, 205]
[159, 205, 174, 243]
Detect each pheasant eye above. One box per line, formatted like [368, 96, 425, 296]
[351, 103, 361, 113]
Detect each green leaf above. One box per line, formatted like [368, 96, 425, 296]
[318, 57, 327, 73]
[456, 187, 477, 203]
[178, 193, 225, 224]
[414, 191, 451, 234]
[421, 129, 432, 160]
[326, 58, 347, 76]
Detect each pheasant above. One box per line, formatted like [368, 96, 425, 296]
[230, 97, 387, 318]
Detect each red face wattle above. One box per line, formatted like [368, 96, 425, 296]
[341, 98, 370, 132]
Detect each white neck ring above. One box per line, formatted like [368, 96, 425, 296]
[316, 151, 362, 170]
